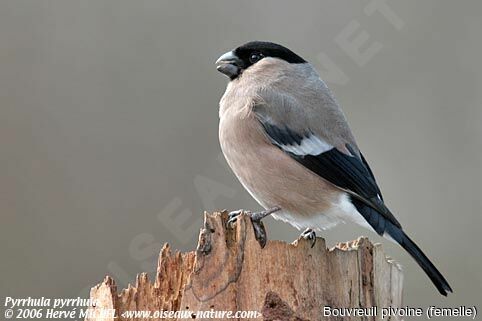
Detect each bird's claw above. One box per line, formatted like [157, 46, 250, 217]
[227, 209, 250, 228]
[250, 219, 267, 248]
[226, 207, 281, 248]
[301, 228, 317, 248]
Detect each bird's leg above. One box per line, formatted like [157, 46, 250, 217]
[249, 206, 281, 248]
[300, 228, 317, 248]
[227, 206, 281, 248]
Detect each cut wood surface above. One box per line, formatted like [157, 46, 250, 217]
[85, 211, 403, 321]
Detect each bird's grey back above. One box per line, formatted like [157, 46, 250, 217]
[220, 57, 358, 152]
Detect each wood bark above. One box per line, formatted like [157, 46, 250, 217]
[85, 211, 403, 321]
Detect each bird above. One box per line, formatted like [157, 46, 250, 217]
[215, 41, 452, 296]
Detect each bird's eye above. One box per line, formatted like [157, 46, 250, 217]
[249, 52, 264, 64]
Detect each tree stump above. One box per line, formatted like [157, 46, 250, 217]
[85, 211, 403, 321]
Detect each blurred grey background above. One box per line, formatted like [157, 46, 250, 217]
[1, 1, 481, 319]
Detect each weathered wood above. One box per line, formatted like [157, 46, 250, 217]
[85, 211, 403, 321]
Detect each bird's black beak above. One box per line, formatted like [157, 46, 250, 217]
[215, 51, 243, 79]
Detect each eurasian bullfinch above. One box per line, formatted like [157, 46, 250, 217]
[216, 41, 452, 296]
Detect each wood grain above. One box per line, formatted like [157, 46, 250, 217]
[85, 211, 403, 321]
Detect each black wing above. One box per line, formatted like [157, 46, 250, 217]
[260, 120, 401, 232]
[259, 119, 453, 295]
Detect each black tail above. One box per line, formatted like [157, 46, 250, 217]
[385, 223, 453, 296]
[351, 198, 453, 296]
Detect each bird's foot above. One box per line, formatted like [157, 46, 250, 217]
[300, 228, 317, 248]
[227, 209, 245, 227]
[227, 206, 281, 248]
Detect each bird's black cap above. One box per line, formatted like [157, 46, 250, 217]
[216, 41, 306, 79]
[233, 41, 306, 65]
